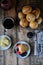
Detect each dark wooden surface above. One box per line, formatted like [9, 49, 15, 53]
[0, 0, 43, 65]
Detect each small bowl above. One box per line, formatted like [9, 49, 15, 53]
[13, 41, 30, 59]
[0, 35, 11, 50]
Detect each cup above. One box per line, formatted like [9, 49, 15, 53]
[27, 32, 35, 38]
[2, 17, 15, 31]
[1, 0, 12, 10]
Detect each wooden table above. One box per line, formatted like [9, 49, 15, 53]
[0, 0, 43, 65]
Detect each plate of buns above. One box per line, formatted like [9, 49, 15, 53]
[13, 41, 30, 58]
[18, 6, 42, 29]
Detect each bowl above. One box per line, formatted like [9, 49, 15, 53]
[1, 0, 12, 10]
[13, 41, 30, 58]
[0, 35, 11, 50]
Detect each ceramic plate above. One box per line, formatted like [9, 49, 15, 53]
[0, 35, 11, 50]
[13, 41, 31, 58]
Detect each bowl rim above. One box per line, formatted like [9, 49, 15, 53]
[13, 41, 31, 58]
[2, 17, 15, 23]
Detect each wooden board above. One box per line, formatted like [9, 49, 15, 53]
[0, 8, 5, 65]
[0, 0, 43, 65]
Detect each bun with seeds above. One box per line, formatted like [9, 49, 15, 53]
[20, 18, 28, 27]
[22, 6, 32, 14]
[29, 21, 38, 29]
[18, 12, 25, 19]
[26, 13, 35, 22]
[32, 8, 40, 19]
[37, 17, 42, 24]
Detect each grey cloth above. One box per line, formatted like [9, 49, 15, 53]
[34, 30, 43, 57]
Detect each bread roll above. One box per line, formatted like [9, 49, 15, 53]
[18, 12, 25, 19]
[37, 17, 42, 24]
[32, 8, 40, 19]
[29, 21, 38, 29]
[26, 13, 35, 22]
[18, 44, 27, 54]
[22, 6, 32, 14]
[20, 18, 28, 27]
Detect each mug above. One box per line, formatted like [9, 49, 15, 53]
[1, 0, 13, 10]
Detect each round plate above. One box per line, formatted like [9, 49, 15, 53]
[13, 41, 31, 58]
[0, 35, 11, 50]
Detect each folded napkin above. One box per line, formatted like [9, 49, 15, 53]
[34, 30, 43, 57]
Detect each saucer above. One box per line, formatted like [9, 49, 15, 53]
[0, 35, 11, 50]
[13, 41, 31, 58]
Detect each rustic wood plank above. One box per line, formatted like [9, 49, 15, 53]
[5, 7, 16, 19]
[3, 26, 17, 65]
[31, 56, 43, 65]
[5, 27, 17, 65]
[17, 0, 41, 10]
[3, 3, 17, 65]
[17, 0, 30, 10]
[17, 26, 34, 53]
[4, 0, 17, 19]
[0, 0, 43, 65]
[0, 8, 5, 65]
[17, 26, 32, 65]
[0, 57, 4, 65]
[18, 57, 30, 65]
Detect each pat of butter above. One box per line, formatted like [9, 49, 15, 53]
[0, 37, 10, 47]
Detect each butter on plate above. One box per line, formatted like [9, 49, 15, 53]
[0, 37, 10, 47]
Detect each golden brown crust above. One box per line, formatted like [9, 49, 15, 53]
[26, 13, 35, 22]
[22, 6, 32, 14]
[32, 8, 40, 19]
[37, 17, 42, 24]
[18, 44, 27, 54]
[18, 12, 25, 19]
[20, 18, 29, 27]
[29, 22, 38, 29]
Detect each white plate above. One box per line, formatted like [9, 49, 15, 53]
[13, 41, 31, 58]
[0, 35, 11, 50]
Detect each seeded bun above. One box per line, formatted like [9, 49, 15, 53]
[32, 8, 40, 19]
[26, 13, 35, 22]
[37, 17, 42, 24]
[20, 18, 28, 27]
[18, 12, 25, 19]
[29, 21, 38, 29]
[22, 6, 32, 14]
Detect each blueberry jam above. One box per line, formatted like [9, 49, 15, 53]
[20, 52, 27, 57]
[27, 32, 34, 38]
[16, 48, 19, 51]
[3, 19, 14, 29]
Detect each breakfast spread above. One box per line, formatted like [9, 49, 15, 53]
[0, 37, 10, 47]
[0, 4, 43, 59]
[18, 5, 42, 29]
